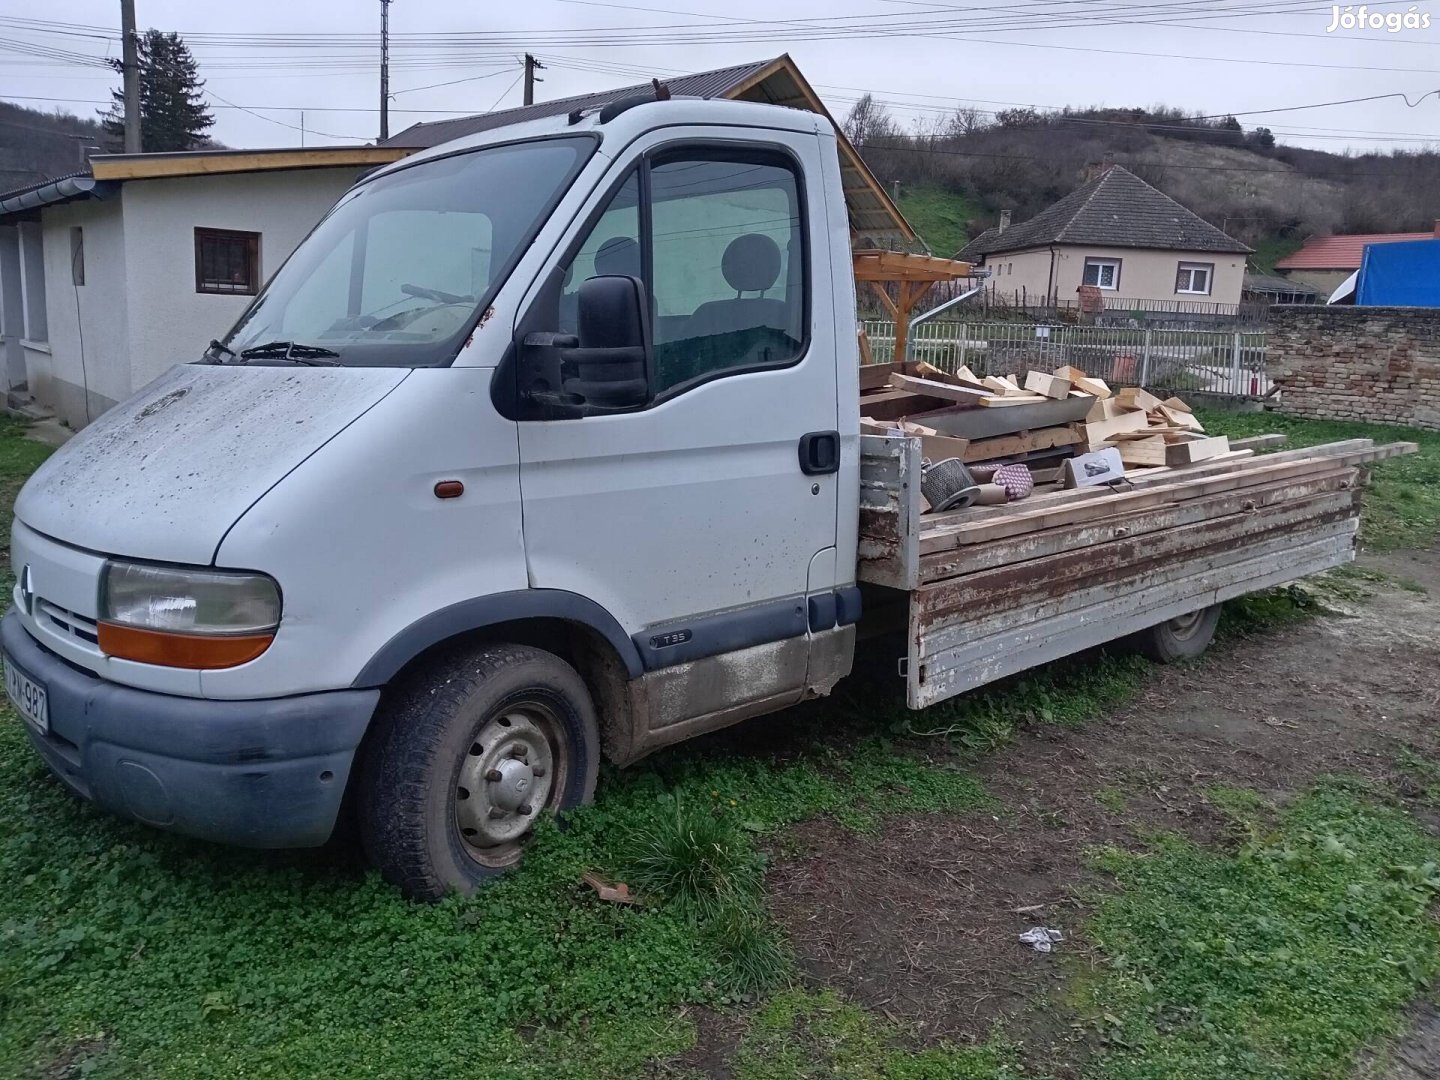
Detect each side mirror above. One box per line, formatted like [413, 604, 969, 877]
[565, 275, 649, 408]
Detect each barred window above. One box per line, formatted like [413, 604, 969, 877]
[195, 228, 260, 295]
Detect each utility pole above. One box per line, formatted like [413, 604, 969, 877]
[119, 0, 141, 153]
[523, 53, 544, 106]
[379, 0, 392, 141]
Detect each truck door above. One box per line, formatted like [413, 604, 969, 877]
[512, 128, 840, 695]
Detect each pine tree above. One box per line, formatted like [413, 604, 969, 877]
[103, 29, 215, 152]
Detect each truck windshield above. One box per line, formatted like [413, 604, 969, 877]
[220, 136, 592, 368]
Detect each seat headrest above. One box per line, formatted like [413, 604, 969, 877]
[594, 236, 641, 279]
[722, 233, 782, 294]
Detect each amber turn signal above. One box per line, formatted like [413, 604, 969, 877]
[97, 623, 275, 669]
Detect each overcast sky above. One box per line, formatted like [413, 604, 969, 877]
[3, 0, 1438, 154]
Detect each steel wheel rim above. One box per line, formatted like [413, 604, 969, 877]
[1167, 610, 1206, 640]
[454, 701, 567, 868]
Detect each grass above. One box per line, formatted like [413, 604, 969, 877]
[1196, 409, 1440, 552]
[896, 184, 980, 258]
[1079, 782, 1440, 1079]
[1249, 234, 1305, 276]
[731, 990, 1020, 1079]
[1, 411, 1438, 1078]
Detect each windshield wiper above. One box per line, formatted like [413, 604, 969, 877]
[200, 339, 235, 364]
[237, 341, 341, 366]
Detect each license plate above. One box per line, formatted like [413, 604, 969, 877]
[4, 654, 48, 735]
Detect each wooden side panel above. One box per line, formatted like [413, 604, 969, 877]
[857, 434, 922, 590]
[905, 491, 1361, 709]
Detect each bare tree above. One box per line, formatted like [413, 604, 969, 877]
[842, 94, 897, 149]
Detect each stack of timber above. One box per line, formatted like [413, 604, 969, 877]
[857, 434, 1418, 706]
[1075, 377, 1230, 469]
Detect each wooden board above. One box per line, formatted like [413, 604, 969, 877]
[1116, 435, 1168, 467]
[1161, 396, 1193, 414]
[918, 469, 1358, 582]
[1158, 405, 1203, 431]
[1117, 386, 1163, 413]
[978, 394, 1048, 407]
[858, 360, 901, 392]
[1024, 371, 1072, 400]
[1086, 398, 1125, 422]
[1230, 434, 1288, 452]
[1165, 434, 1231, 465]
[889, 373, 990, 404]
[906, 523, 1356, 707]
[1055, 367, 1111, 399]
[963, 425, 1082, 463]
[1082, 409, 1150, 447]
[857, 388, 955, 422]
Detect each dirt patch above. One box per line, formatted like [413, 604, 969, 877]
[1359, 1000, 1440, 1080]
[763, 548, 1440, 1068]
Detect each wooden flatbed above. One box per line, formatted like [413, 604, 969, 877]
[857, 434, 1415, 709]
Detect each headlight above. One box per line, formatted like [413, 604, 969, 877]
[98, 562, 281, 669]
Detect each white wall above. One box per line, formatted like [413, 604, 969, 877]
[36, 200, 130, 427]
[980, 245, 1248, 307]
[120, 168, 364, 391]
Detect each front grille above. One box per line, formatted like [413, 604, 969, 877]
[36, 598, 100, 646]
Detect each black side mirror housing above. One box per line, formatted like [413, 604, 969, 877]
[565, 275, 649, 408]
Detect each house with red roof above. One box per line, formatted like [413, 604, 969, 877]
[1275, 224, 1440, 296]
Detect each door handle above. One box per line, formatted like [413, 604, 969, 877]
[798, 430, 840, 476]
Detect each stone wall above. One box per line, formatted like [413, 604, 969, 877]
[1269, 305, 1440, 430]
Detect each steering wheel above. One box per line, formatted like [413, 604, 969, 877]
[401, 282, 472, 305]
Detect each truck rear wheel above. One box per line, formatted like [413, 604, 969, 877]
[358, 643, 600, 900]
[1133, 604, 1222, 663]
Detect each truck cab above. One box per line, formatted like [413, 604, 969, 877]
[5, 98, 864, 897]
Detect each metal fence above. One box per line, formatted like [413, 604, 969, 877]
[862, 320, 1270, 398]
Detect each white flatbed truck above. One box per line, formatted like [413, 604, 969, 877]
[3, 97, 1405, 898]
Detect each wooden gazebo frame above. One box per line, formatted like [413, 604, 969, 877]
[853, 249, 976, 375]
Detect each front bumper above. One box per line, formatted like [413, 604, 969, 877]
[3, 612, 379, 848]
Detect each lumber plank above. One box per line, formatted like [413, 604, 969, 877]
[962, 425, 1081, 462]
[1160, 396, 1193, 414]
[1024, 371, 1072, 400]
[1230, 433, 1288, 452]
[1165, 434, 1230, 465]
[1116, 435, 1168, 467]
[918, 470, 1358, 581]
[1117, 386, 1163, 412]
[889, 373, 990, 404]
[925, 438, 1384, 530]
[908, 527, 1355, 706]
[978, 394, 1048, 407]
[916, 451, 1392, 551]
[1082, 409, 1150, 447]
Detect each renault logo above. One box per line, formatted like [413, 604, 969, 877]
[17, 565, 33, 615]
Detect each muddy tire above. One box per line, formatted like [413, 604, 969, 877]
[357, 643, 600, 900]
[1132, 604, 1222, 663]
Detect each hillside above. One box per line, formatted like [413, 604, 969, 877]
[0, 102, 110, 192]
[857, 104, 1440, 264]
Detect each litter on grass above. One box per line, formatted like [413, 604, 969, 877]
[1019, 927, 1064, 953]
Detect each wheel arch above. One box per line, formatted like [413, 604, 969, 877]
[351, 591, 642, 765]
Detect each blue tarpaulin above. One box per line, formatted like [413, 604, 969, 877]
[1356, 238, 1440, 306]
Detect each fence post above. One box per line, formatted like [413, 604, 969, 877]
[1230, 331, 1243, 395]
[958, 323, 968, 373]
[1139, 329, 1152, 387]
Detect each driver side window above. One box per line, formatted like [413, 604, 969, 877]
[546, 148, 807, 402]
[558, 172, 640, 337]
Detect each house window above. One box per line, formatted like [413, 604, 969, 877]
[1175, 261, 1213, 295]
[1082, 258, 1121, 290]
[69, 227, 84, 286]
[17, 221, 47, 343]
[194, 228, 260, 295]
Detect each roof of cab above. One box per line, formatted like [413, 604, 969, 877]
[380, 55, 916, 247]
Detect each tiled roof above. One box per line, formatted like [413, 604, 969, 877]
[1274, 232, 1435, 271]
[1244, 272, 1320, 296]
[383, 59, 778, 148]
[960, 165, 1250, 260]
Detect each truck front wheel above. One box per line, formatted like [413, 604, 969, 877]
[1132, 604, 1222, 663]
[358, 643, 600, 900]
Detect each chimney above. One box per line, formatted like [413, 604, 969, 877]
[1084, 154, 1116, 181]
[998, 209, 1012, 234]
